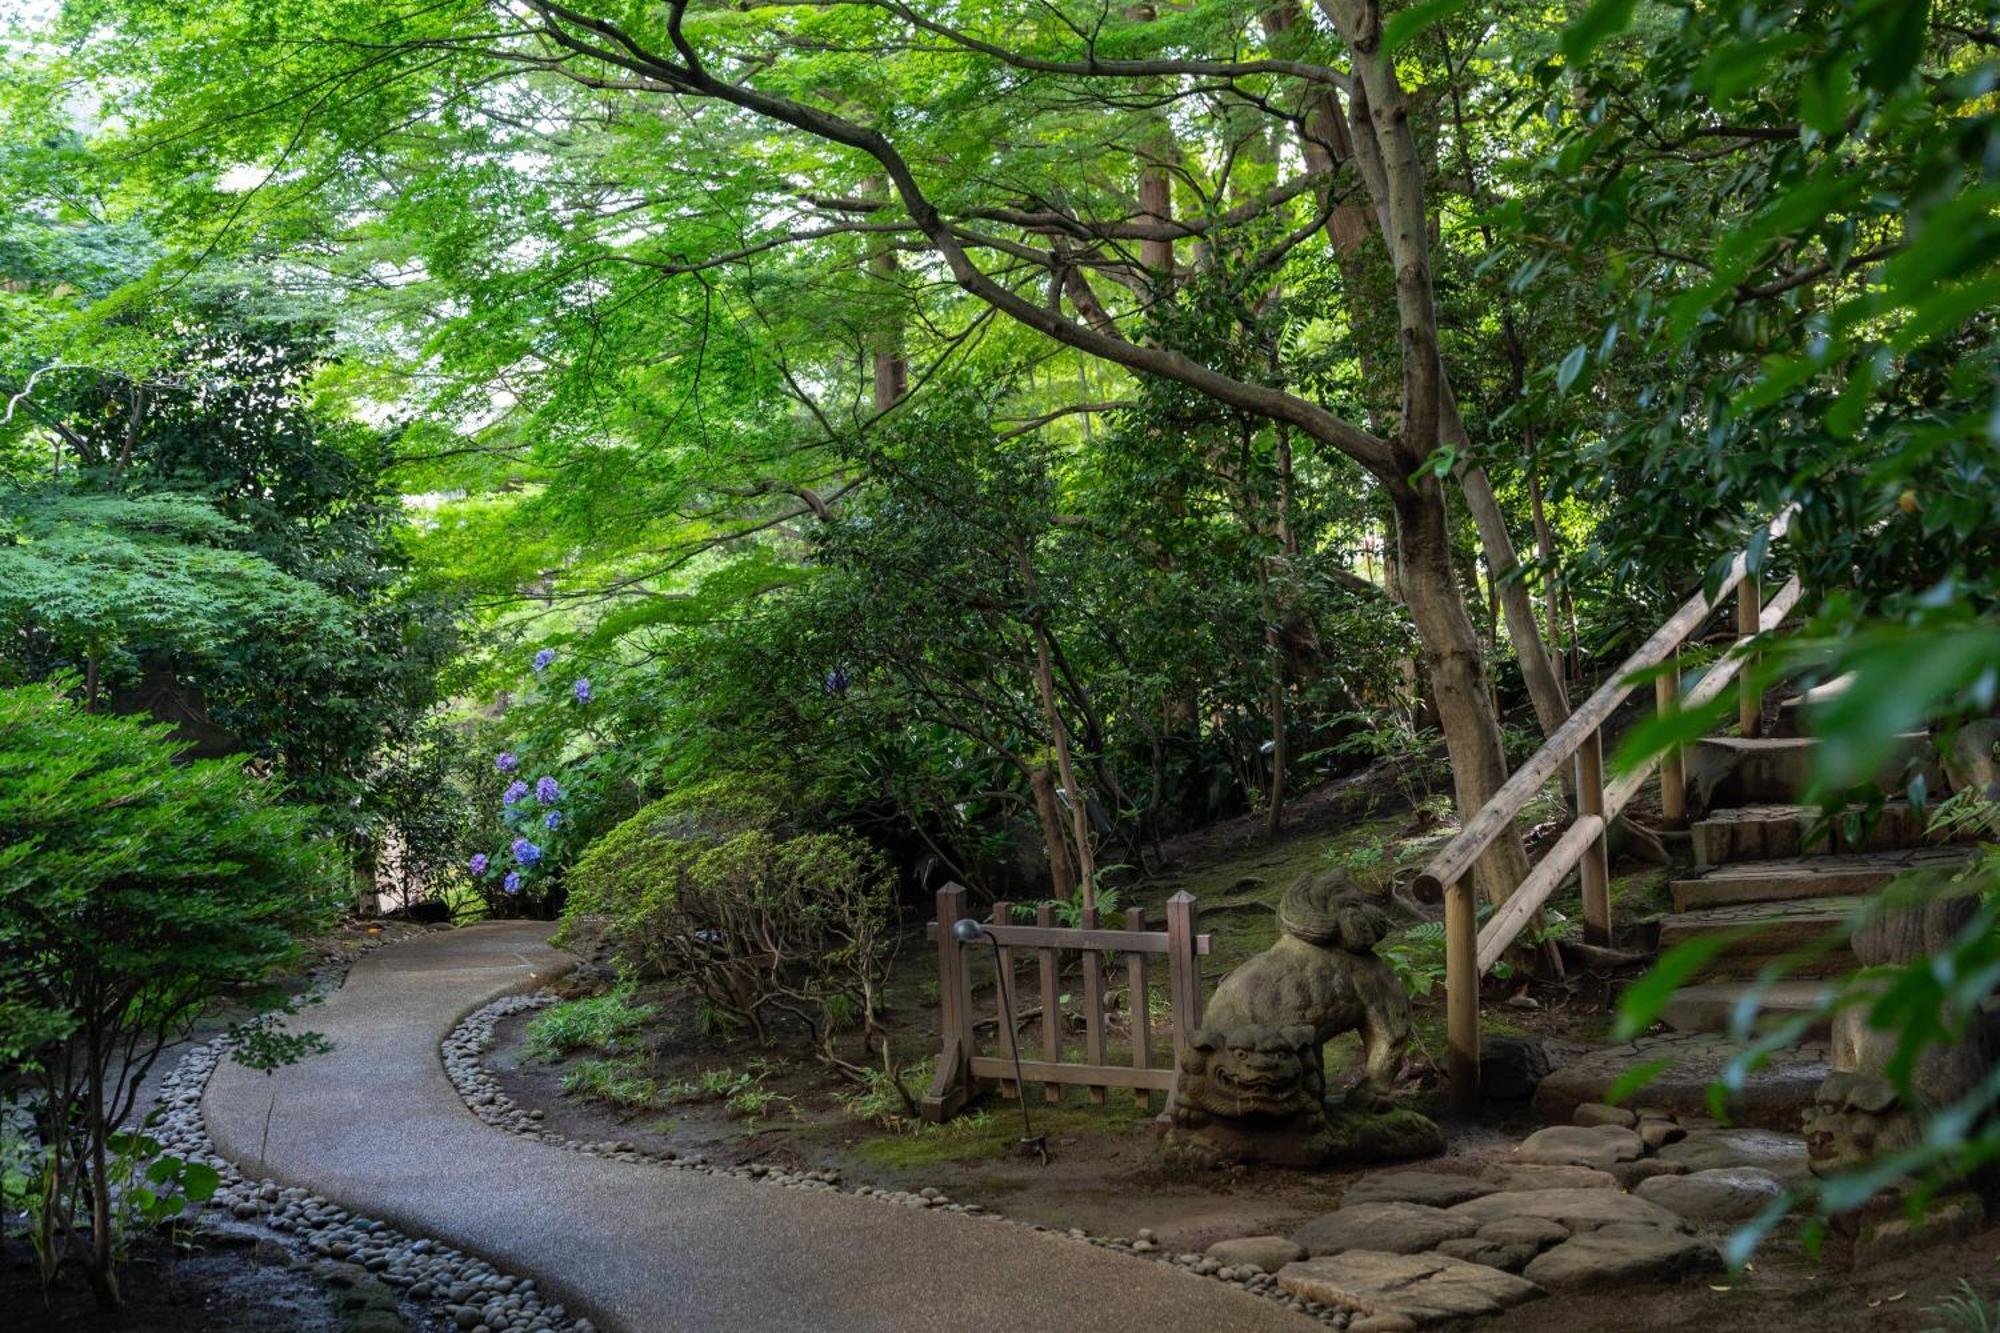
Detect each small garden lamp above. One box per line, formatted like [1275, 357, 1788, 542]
[951, 916, 1047, 1163]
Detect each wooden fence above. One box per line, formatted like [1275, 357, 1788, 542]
[919, 884, 1211, 1122]
[1414, 508, 1801, 1109]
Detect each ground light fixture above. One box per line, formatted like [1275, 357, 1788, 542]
[950, 915, 1048, 1164]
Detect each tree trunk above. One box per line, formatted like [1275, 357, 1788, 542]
[1019, 544, 1097, 906]
[1391, 482, 1554, 976]
[1030, 764, 1077, 901]
[862, 175, 907, 411]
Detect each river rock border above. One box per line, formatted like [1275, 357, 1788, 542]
[151, 952, 596, 1333]
[447, 992, 1357, 1329]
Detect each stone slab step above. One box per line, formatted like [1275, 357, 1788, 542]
[1689, 800, 1951, 865]
[1671, 846, 1972, 912]
[1656, 893, 1862, 974]
[1659, 979, 1834, 1036]
[1530, 1032, 1829, 1132]
[1690, 732, 1935, 807]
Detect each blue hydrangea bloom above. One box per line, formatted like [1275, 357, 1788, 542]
[545, 810, 562, 830]
[503, 871, 521, 894]
[535, 775, 560, 804]
[495, 751, 520, 773]
[512, 837, 542, 866]
[533, 648, 557, 673]
[469, 853, 489, 876]
[572, 678, 592, 703]
[502, 780, 529, 807]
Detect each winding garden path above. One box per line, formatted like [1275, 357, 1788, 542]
[205, 923, 1316, 1333]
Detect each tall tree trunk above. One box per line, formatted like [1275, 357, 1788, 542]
[1019, 543, 1097, 906]
[862, 175, 907, 411]
[1129, 4, 1177, 280]
[1030, 764, 1077, 901]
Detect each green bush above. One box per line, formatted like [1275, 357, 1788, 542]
[0, 681, 340, 1308]
[565, 778, 894, 1063]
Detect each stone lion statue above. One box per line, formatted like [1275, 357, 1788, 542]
[1200, 870, 1413, 1109]
[1164, 1024, 1336, 1169]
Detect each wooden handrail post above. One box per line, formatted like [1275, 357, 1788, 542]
[1576, 727, 1612, 946]
[1165, 891, 1201, 1068]
[1737, 575, 1763, 738]
[1657, 648, 1687, 825]
[1445, 875, 1480, 1111]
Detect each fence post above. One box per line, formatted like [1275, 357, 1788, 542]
[1079, 904, 1107, 1105]
[1445, 874, 1480, 1111]
[1166, 891, 1201, 1070]
[1737, 575, 1763, 738]
[1576, 727, 1612, 946]
[919, 884, 975, 1123]
[1036, 903, 1061, 1104]
[1125, 906, 1152, 1111]
[1657, 647, 1687, 825]
[991, 900, 1017, 1099]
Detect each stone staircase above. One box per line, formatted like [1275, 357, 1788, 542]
[1654, 696, 1970, 1036]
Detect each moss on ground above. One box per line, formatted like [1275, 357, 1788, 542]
[851, 1091, 1147, 1170]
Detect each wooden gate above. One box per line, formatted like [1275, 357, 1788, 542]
[919, 884, 1210, 1122]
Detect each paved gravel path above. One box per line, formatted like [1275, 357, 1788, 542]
[206, 922, 1316, 1333]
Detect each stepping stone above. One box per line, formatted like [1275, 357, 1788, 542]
[1203, 1236, 1305, 1274]
[1513, 1124, 1643, 1169]
[1342, 1171, 1498, 1209]
[1521, 1223, 1719, 1291]
[1637, 1117, 1685, 1150]
[1608, 1159, 1687, 1188]
[1292, 1202, 1477, 1257]
[1571, 1102, 1635, 1129]
[1478, 1217, 1569, 1249]
[1655, 1128, 1811, 1183]
[1478, 1163, 1617, 1192]
[1434, 1216, 1567, 1275]
[1634, 1167, 1786, 1222]
[1448, 1187, 1687, 1234]
[1276, 1251, 1543, 1325]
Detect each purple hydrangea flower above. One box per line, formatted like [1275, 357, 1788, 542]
[503, 871, 521, 894]
[533, 648, 557, 673]
[468, 853, 489, 876]
[495, 751, 520, 773]
[572, 677, 592, 703]
[535, 775, 560, 804]
[503, 780, 529, 807]
[511, 837, 542, 866]
[545, 810, 562, 830]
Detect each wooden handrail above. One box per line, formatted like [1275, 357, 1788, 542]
[1421, 509, 1798, 1109]
[1471, 575, 1802, 973]
[1413, 507, 1796, 903]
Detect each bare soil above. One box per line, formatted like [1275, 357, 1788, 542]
[4, 1230, 342, 1333]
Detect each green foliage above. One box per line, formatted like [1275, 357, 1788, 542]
[567, 779, 895, 1056]
[0, 680, 339, 1303]
[524, 990, 656, 1063]
[1923, 1281, 2000, 1333]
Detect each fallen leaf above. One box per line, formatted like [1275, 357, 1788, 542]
[1709, 1285, 1731, 1292]
[1868, 1299, 1883, 1309]
[1887, 1292, 1906, 1302]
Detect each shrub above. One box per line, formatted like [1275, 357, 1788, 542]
[0, 682, 340, 1308]
[565, 778, 895, 1068]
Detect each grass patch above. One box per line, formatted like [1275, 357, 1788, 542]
[559, 1056, 663, 1110]
[852, 1093, 1146, 1171]
[524, 988, 655, 1062]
